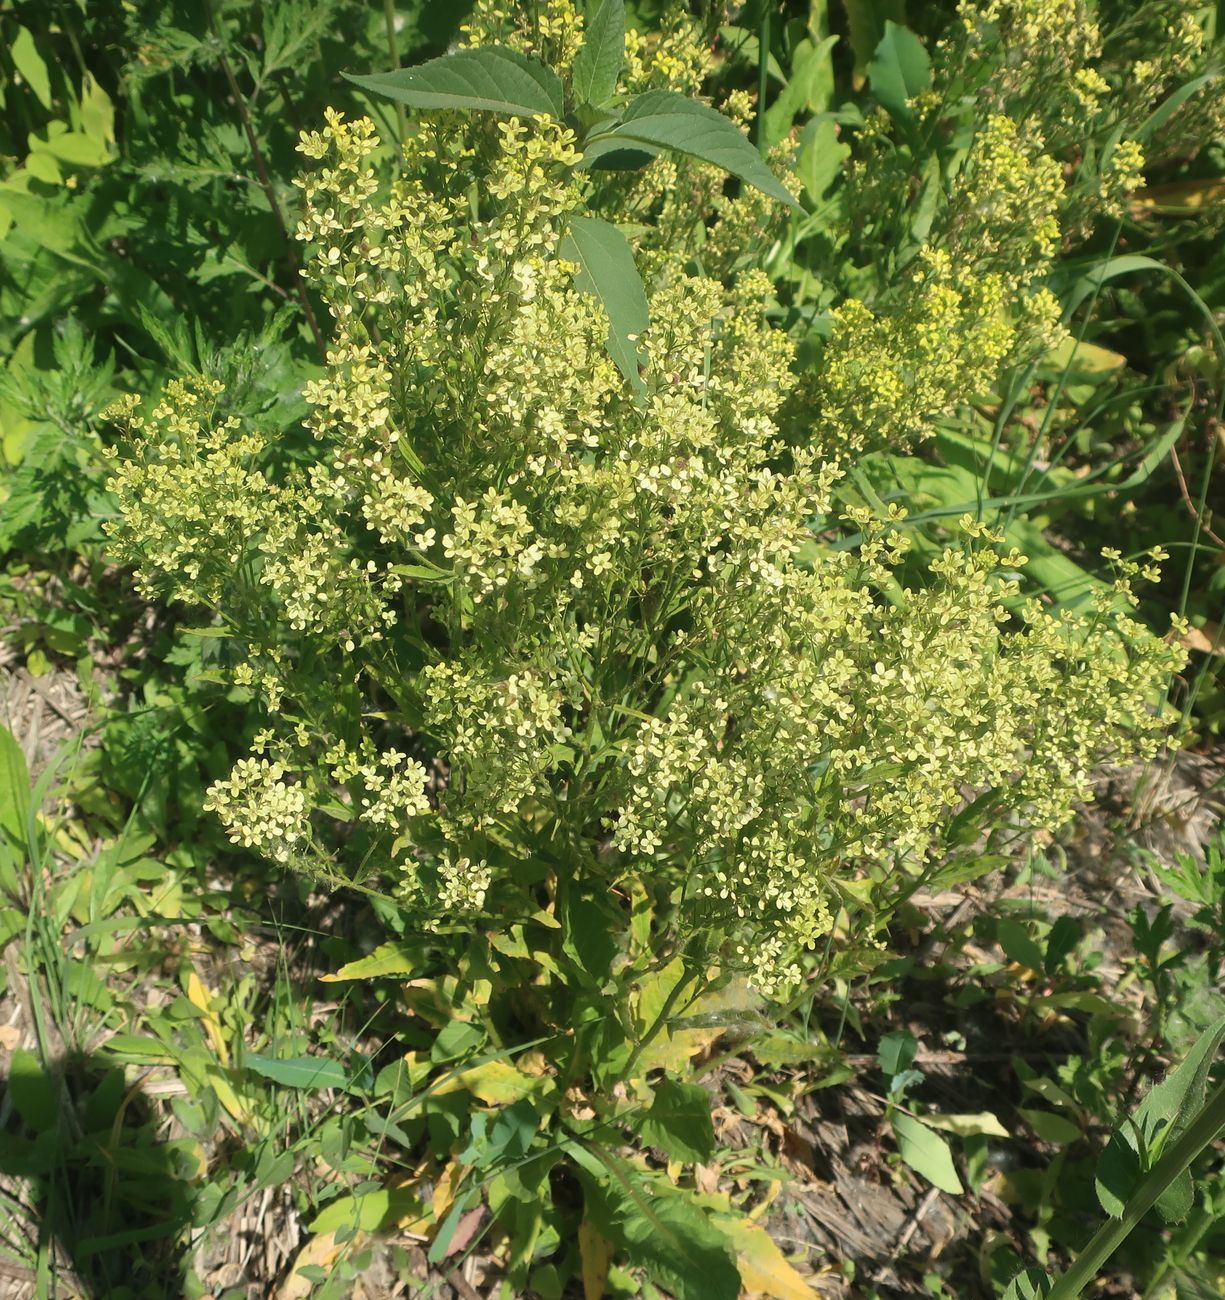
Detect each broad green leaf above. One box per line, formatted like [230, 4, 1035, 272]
[12, 27, 52, 110]
[458, 1099, 539, 1168]
[344, 46, 563, 119]
[631, 961, 732, 1073]
[243, 1053, 353, 1092]
[586, 90, 799, 208]
[560, 214, 648, 396]
[79, 74, 115, 148]
[867, 21, 930, 123]
[878, 1029, 917, 1077]
[891, 1112, 964, 1194]
[996, 919, 1046, 973]
[578, 1162, 740, 1300]
[572, 0, 624, 107]
[9, 1050, 56, 1132]
[431, 1018, 485, 1063]
[0, 725, 30, 847]
[796, 116, 849, 205]
[1097, 1013, 1225, 1221]
[33, 130, 112, 168]
[638, 1079, 715, 1163]
[320, 941, 416, 981]
[309, 1186, 426, 1234]
[577, 137, 660, 170]
[1019, 1108, 1083, 1147]
[842, 0, 907, 86]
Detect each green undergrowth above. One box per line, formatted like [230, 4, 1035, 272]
[2, 2, 1225, 1299]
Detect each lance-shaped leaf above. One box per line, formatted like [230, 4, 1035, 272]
[560, 214, 648, 397]
[344, 45, 563, 119]
[571, 0, 625, 107]
[867, 21, 931, 123]
[584, 90, 799, 208]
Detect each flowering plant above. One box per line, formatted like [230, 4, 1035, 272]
[104, 0, 1185, 999]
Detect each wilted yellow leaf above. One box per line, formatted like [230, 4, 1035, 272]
[1132, 178, 1225, 214]
[432, 1058, 555, 1105]
[186, 971, 229, 1066]
[925, 1111, 1009, 1138]
[579, 1217, 613, 1300]
[277, 1232, 342, 1299]
[432, 1160, 464, 1222]
[713, 1215, 821, 1300]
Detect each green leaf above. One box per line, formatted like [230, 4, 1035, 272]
[1019, 1108, 1083, 1147]
[586, 90, 799, 208]
[925, 1112, 1010, 1139]
[891, 1112, 964, 1194]
[796, 116, 849, 205]
[0, 726, 30, 847]
[996, 919, 1046, 973]
[1137, 72, 1217, 142]
[572, 0, 624, 107]
[1097, 1013, 1225, 1220]
[1003, 1268, 1054, 1300]
[309, 1186, 424, 1234]
[344, 46, 563, 119]
[577, 137, 660, 170]
[578, 1160, 740, 1300]
[559, 214, 648, 396]
[638, 1079, 715, 1163]
[243, 1053, 354, 1093]
[12, 27, 52, 111]
[460, 1097, 539, 1167]
[763, 35, 839, 144]
[33, 130, 112, 168]
[878, 1029, 917, 1077]
[9, 1050, 56, 1133]
[320, 941, 416, 981]
[867, 21, 930, 123]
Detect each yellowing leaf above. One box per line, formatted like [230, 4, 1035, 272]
[321, 941, 416, 981]
[712, 1215, 821, 1300]
[186, 970, 229, 1066]
[925, 1112, 1010, 1138]
[579, 1217, 614, 1300]
[432, 1058, 554, 1105]
[432, 1160, 465, 1222]
[1132, 178, 1225, 214]
[1043, 336, 1126, 382]
[277, 1233, 342, 1300]
[202, 1064, 250, 1124]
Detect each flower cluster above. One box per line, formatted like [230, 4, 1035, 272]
[202, 758, 307, 864]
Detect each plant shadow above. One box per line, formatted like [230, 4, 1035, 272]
[0, 1047, 197, 1298]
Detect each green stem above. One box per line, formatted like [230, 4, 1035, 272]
[756, 5, 771, 154]
[382, 0, 408, 143]
[619, 953, 702, 1084]
[1046, 1080, 1225, 1300]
